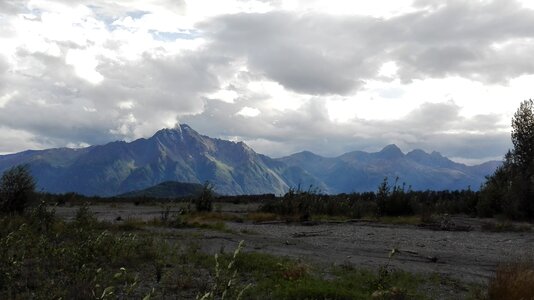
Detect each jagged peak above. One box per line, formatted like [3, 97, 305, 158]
[179, 123, 193, 131]
[153, 124, 202, 140]
[430, 151, 444, 158]
[154, 127, 179, 136]
[406, 149, 429, 159]
[407, 149, 427, 156]
[237, 141, 255, 153]
[379, 144, 403, 155]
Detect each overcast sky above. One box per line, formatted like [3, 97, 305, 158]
[1, 0, 533, 164]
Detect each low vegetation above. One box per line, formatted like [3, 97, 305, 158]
[487, 260, 534, 300]
[260, 180, 480, 222]
[0, 200, 468, 299]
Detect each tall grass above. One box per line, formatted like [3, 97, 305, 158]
[488, 261, 534, 300]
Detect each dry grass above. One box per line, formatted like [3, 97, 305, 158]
[481, 221, 531, 232]
[246, 212, 279, 223]
[488, 261, 534, 300]
[186, 211, 242, 223]
[378, 215, 422, 225]
[280, 262, 310, 281]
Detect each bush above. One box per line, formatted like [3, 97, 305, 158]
[0, 206, 156, 299]
[0, 165, 36, 214]
[488, 261, 534, 300]
[195, 182, 214, 212]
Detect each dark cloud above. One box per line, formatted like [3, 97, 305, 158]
[202, 12, 383, 95]
[182, 97, 510, 161]
[0, 47, 225, 148]
[94, 51, 223, 112]
[392, 0, 534, 82]
[202, 0, 534, 94]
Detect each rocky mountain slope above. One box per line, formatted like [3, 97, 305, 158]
[278, 144, 500, 193]
[0, 125, 500, 196]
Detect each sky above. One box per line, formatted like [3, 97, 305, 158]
[1, 0, 533, 164]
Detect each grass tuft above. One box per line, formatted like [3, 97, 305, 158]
[488, 261, 534, 300]
[481, 221, 531, 232]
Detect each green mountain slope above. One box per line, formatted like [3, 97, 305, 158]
[117, 181, 205, 198]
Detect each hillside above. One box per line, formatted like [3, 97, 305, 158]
[0, 125, 315, 196]
[278, 144, 501, 193]
[0, 125, 500, 196]
[117, 181, 206, 198]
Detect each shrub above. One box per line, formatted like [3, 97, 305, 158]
[0, 206, 156, 299]
[0, 165, 36, 214]
[488, 261, 534, 300]
[195, 182, 214, 212]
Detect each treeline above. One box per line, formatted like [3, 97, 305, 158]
[478, 99, 534, 220]
[37, 191, 277, 206]
[262, 99, 534, 221]
[260, 181, 480, 219]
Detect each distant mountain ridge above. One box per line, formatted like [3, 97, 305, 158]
[279, 144, 500, 193]
[117, 181, 205, 199]
[0, 124, 500, 196]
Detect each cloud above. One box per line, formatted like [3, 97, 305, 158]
[182, 97, 510, 161]
[392, 0, 534, 83]
[0, 0, 228, 151]
[202, 12, 383, 95]
[0, 44, 224, 150]
[0, 1, 25, 15]
[202, 0, 534, 96]
[0, 0, 528, 163]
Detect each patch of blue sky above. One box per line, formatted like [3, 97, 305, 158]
[88, 6, 150, 31]
[126, 10, 150, 19]
[87, 5, 120, 30]
[150, 30, 201, 41]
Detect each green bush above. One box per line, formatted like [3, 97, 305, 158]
[0, 205, 157, 299]
[0, 165, 36, 214]
[195, 182, 214, 212]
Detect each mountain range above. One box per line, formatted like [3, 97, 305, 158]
[0, 124, 500, 196]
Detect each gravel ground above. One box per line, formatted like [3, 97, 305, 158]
[55, 203, 534, 287]
[217, 221, 534, 284]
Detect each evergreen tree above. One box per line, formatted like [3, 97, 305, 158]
[481, 99, 534, 219]
[0, 165, 36, 214]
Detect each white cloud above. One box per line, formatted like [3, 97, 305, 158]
[0, 0, 530, 164]
[246, 80, 308, 111]
[236, 106, 261, 117]
[66, 49, 104, 84]
[377, 61, 399, 78]
[0, 91, 18, 108]
[207, 89, 238, 103]
[118, 101, 134, 109]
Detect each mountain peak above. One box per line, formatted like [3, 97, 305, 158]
[179, 123, 194, 131]
[406, 149, 429, 160]
[430, 151, 444, 158]
[154, 127, 180, 136]
[377, 144, 404, 159]
[153, 124, 201, 140]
